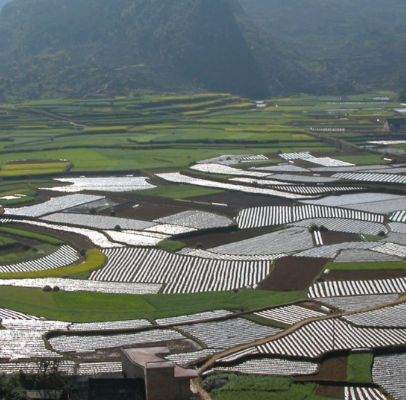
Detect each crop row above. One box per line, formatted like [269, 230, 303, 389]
[316, 295, 398, 312]
[0, 308, 38, 320]
[180, 248, 284, 261]
[208, 357, 318, 376]
[240, 154, 268, 162]
[166, 349, 219, 367]
[373, 353, 406, 400]
[49, 329, 185, 353]
[236, 204, 383, 229]
[265, 173, 340, 183]
[179, 318, 281, 350]
[345, 386, 387, 400]
[91, 248, 271, 294]
[334, 249, 399, 263]
[190, 163, 269, 177]
[0, 245, 79, 274]
[294, 242, 377, 258]
[292, 218, 388, 236]
[1, 320, 69, 331]
[344, 302, 406, 328]
[257, 318, 406, 358]
[390, 210, 406, 223]
[334, 172, 406, 185]
[308, 277, 406, 298]
[254, 305, 325, 326]
[313, 231, 323, 246]
[0, 277, 162, 295]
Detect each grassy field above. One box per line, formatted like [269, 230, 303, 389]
[0, 288, 304, 322]
[347, 352, 374, 382]
[0, 226, 65, 245]
[208, 374, 333, 400]
[326, 261, 406, 271]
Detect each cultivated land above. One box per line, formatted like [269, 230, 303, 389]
[1, 92, 406, 399]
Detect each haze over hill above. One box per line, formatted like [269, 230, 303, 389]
[0, 0, 405, 100]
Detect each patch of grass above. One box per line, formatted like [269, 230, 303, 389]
[0, 289, 304, 322]
[360, 234, 383, 242]
[209, 374, 332, 400]
[157, 239, 186, 252]
[0, 226, 64, 245]
[0, 244, 56, 264]
[0, 248, 106, 279]
[347, 352, 373, 382]
[326, 261, 406, 271]
[335, 154, 390, 165]
[138, 184, 224, 199]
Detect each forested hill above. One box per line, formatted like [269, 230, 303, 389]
[0, 0, 405, 101]
[0, 0, 302, 100]
[239, 0, 406, 93]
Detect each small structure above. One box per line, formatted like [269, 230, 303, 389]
[121, 347, 198, 400]
[384, 118, 406, 131]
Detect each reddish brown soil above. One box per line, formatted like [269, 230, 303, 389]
[315, 385, 344, 399]
[181, 226, 282, 249]
[321, 231, 360, 246]
[258, 257, 330, 291]
[327, 269, 406, 281]
[189, 192, 295, 209]
[296, 356, 347, 382]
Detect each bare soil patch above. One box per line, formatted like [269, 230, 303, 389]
[321, 231, 360, 246]
[296, 356, 347, 383]
[315, 385, 344, 399]
[258, 257, 330, 291]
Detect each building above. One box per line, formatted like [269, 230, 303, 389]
[121, 347, 198, 400]
[384, 118, 406, 131]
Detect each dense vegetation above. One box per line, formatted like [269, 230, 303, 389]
[0, 0, 404, 100]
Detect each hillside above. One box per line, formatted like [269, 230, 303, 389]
[0, 0, 302, 100]
[238, 0, 406, 93]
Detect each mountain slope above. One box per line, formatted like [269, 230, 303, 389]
[0, 0, 298, 99]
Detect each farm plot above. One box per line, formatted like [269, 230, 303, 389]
[333, 172, 406, 185]
[104, 229, 169, 246]
[316, 295, 399, 312]
[389, 223, 406, 234]
[334, 249, 400, 263]
[314, 230, 323, 246]
[190, 163, 269, 177]
[344, 386, 387, 400]
[156, 310, 233, 326]
[69, 319, 151, 331]
[0, 245, 79, 274]
[310, 165, 393, 173]
[254, 305, 325, 325]
[0, 308, 39, 320]
[236, 204, 383, 229]
[240, 154, 269, 163]
[178, 318, 281, 350]
[43, 176, 156, 192]
[77, 362, 123, 375]
[207, 357, 318, 376]
[91, 248, 271, 294]
[344, 302, 406, 328]
[372, 243, 406, 258]
[1, 218, 122, 248]
[308, 277, 406, 298]
[49, 329, 186, 353]
[250, 164, 309, 173]
[383, 233, 406, 246]
[145, 224, 196, 235]
[156, 173, 310, 200]
[368, 140, 406, 145]
[291, 218, 388, 236]
[196, 154, 251, 166]
[155, 210, 232, 230]
[0, 330, 59, 360]
[373, 353, 406, 400]
[229, 177, 292, 186]
[1, 319, 69, 331]
[257, 318, 406, 358]
[279, 152, 354, 167]
[165, 349, 219, 367]
[208, 227, 313, 255]
[343, 198, 406, 214]
[0, 278, 161, 295]
[4, 194, 104, 217]
[42, 213, 155, 231]
[294, 242, 377, 259]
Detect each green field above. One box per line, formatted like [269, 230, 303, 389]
[347, 352, 374, 382]
[0, 288, 304, 322]
[326, 261, 406, 271]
